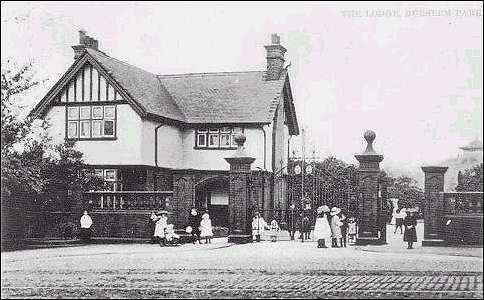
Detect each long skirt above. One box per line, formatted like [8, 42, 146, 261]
[403, 226, 417, 242]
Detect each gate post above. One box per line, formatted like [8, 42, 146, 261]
[225, 133, 256, 244]
[421, 166, 448, 246]
[355, 130, 385, 245]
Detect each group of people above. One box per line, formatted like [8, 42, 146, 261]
[186, 208, 214, 244]
[148, 210, 180, 246]
[250, 206, 357, 247]
[312, 206, 357, 248]
[79, 204, 418, 250]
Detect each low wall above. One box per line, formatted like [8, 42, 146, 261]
[441, 192, 483, 246]
[443, 214, 483, 246]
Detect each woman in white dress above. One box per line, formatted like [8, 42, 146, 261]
[313, 205, 332, 248]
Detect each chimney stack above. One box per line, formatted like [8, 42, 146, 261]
[264, 33, 287, 80]
[72, 30, 100, 60]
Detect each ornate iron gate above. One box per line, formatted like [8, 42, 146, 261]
[269, 159, 358, 238]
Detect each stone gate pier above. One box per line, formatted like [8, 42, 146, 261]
[355, 130, 387, 245]
[421, 166, 483, 246]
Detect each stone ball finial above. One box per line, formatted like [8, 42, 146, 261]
[362, 130, 377, 155]
[364, 130, 376, 143]
[234, 132, 246, 147]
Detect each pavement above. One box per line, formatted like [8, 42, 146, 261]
[1, 224, 483, 298]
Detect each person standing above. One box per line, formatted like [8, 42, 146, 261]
[80, 211, 93, 243]
[148, 212, 158, 244]
[313, 205, 332, 248]
[200, 212, 214, 244]
[269, 220, 280, 242]
[154, 211, 169, 247]
[403, 209, 418, 249]
[330, 207, 343, 248]
[394, 208, 406, 234]
[301, 203, 312, 240]
[252, 211, 267, 242]
[339, 213, 348, 248]
[188, 208, 202, 244]
[347, 217, 357, 243]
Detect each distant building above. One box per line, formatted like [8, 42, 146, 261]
[459, 138, 483, 161]
[440, 138, 483, 191]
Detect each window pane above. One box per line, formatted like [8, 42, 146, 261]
[68, 121, 78, 138]
[104, 169, 116, 181]
[220, 134, 231, 147]
[92, 120, 102, 137]
[94, 169, 103, 178]
[67, 107, 79, 120]
[233, 127, 243, 133]
[208, 134, 219, 147]
[80, 107, 91, 119]
[92, 106, 103, 119]
[209, 128, 219, 133]
[232, 134, 237, 146]
[104, 106, 115, 119]
[104, 120, 114, 136]
[197, 128, 208, 133]
[80, 121, 91, 138]
[197, 134, 207, 147]
[221, 127, 231, 133]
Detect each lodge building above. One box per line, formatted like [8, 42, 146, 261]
[30, 31, 300, 236]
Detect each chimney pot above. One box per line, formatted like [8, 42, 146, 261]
[72, 30, 101, 60]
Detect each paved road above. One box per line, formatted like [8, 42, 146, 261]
[2, 236, 483, 299]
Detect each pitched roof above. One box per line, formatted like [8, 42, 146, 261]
[87, 49, 186, 122]
[157, 71, 286, 123]
[460, 139, 483, 151]
[32, 48, 298, 133]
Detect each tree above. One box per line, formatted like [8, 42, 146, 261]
[456, 163, 483, 192]
[1, 59, 103, 211]
[1, 59, 48, 199]
[385, 174, 424, 209]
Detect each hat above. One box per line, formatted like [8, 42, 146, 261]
[330, 207, 341, 216]
[317, 205, 329, 214]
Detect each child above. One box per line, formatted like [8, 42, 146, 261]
[269, 220, 280, 242]
[340, 214, 348, 248]
[199, 212, 213, 244]
[348, 217, 357, 243]
[164, 224, 180, 245]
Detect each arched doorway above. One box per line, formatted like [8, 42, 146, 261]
[195, 176, 229, 228]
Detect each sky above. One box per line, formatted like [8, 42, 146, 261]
[1, 1, 483, 179]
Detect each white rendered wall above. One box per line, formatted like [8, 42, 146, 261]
[44, 104, 144, 165]
[141, 120, 184, 169]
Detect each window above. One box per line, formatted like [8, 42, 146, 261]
[104, 169, 117, 181]
[195, 126, 242, 149]
[68, 121, 78, 138]
[66, 105, 116, 140]
[220, 133, 231, 148]
[208, 133, 219, 148]
[197, 133, 207, 147]
[80, 121, 91, 138]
